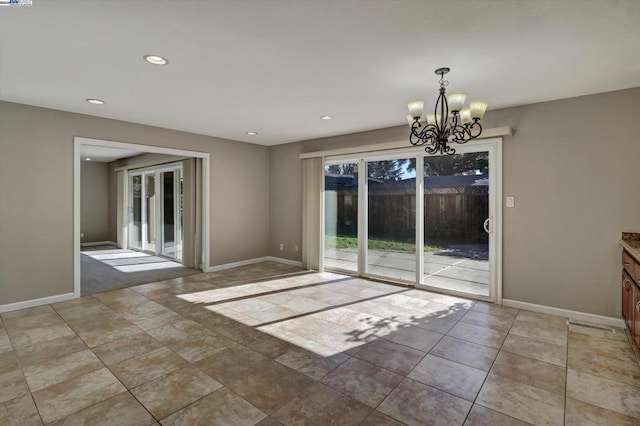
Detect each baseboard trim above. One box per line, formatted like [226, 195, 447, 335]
[0, 292, 77, 314]
[81, 240, 117, 247]
[205, 256, 304, 272]
[502, 299, 625, 328]
[264, 256, 304, 267]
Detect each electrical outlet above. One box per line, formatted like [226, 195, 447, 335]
[506, 196, 515, 208]
[294, 245, 299, 252]
[279, 243, 284, 251]
[80, 232, 84, 238]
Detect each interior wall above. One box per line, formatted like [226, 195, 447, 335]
[268, 87, 640, 318]
[80, 161, 109, 243]
[0, 101, 270, 305]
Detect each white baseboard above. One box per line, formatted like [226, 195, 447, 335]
[205, 256, 303, 272]
[264, 256, 303, 267]
[81, 240, 117, 247]
[0, 292, 77, 314]
[502, 299, 625, 328]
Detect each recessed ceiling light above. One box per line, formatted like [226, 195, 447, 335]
[246, 131, 258, 136]
[85, 158, 92, 161]
[143, 54, 168, 65]
[320, 115, 333, 120]
[86, 98, 105, 105]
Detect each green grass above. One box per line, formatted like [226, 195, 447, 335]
[325, 235, 441, 253]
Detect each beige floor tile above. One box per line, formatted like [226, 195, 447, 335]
[568, 344, 640, 387]
[9, 322, 77, 349]
[447, 321, 507, 349]
[382, 325, 444, 352]
[92, 332, 163, 366]
[461, 310, 515, 332]
[361, 410, 405, 425]
[196, 346, 314, 414]
[464, 404, 530, 425]
[378, 378, 472, 426]
[476, 374, 564, 426]
[408, 354, 487, 401]
[161, 387, 267, 425]
[0, 393, 42, 426]
[508, 321, 567, 347]
[14, 334, 88, 368]
[32, 367, 125, 423]
[567, 368, 640, 418]
[275, 348, 350, 380]
[0, 369, 30, 403]
[22, 349, 103, 392]
[355, 338, 426, 375]
[565, 397, 640, 425]
[569, 330, 638, 363]
[490, 351, 566, 395]
[0, 329, 14, 354]
[1, 305, 55, 321]
[469, 302, 519, 320]
[430, 336, 499, 372]
[110, 347, 187, 388]
[501, 333, 567, 366]
[0, 351, 19, 374]
[48, 392, 155, 426]
[321, 357, 404, 408]
[272, 383, 372, 425]
[70, 318, 142, 348]
[515, 310, 567, 330]
[131, 365, 222, 419]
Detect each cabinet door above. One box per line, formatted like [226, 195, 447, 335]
[623, 271, 633, 330]
[634, 284, 640, 350]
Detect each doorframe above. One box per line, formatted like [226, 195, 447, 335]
[73, 137, 211, 299]
[322, 137, 503, 304]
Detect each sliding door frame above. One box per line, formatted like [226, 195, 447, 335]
[322, 137, 503, 304]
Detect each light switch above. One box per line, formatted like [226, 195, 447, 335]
[506, 196, 515, 208]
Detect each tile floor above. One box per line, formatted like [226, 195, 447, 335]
[1, 262, 639, 425]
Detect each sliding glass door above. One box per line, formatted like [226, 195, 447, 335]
[421, 151, 491, 297]
[322, 140, 501, 302]
[128, 163, 184, 262]
[366, 158, 416, 281]
[324, 162, 358, 273]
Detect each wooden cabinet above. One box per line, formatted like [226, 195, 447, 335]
[623, 271, 634, 331]
[622, 248, 640, 354]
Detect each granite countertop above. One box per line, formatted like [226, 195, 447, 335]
[621, 232, 640, 263]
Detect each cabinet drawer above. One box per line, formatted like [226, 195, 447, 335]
[623, 250, 636, 281]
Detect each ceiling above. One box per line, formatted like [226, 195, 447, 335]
[1, 1, 639, 146]
[79, 145, 144, 163]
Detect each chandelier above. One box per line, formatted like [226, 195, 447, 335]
[407, 67, 488, 155]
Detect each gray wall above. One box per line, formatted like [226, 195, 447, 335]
[0, 101, 270, 305]
[80, 161, 109, 243]
[268, 88, 640, 318]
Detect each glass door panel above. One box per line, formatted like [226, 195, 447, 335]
[144, 173, 156, 252]
[324, 163, 358, 272]
[130, 175, 142, 250]
[367, 158, 416, 281]
[161, 171, 175, 257]
[422, 151, 490, 296]
[175, 168, 184, 261]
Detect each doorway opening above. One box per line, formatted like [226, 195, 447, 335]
[74, 137, 210, 298]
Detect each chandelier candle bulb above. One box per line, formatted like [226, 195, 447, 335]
[407, 100, 424, 119]
[447, 93, 467, 112]
[470, 101, 488, 120]
[460, 108, 472, 125]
